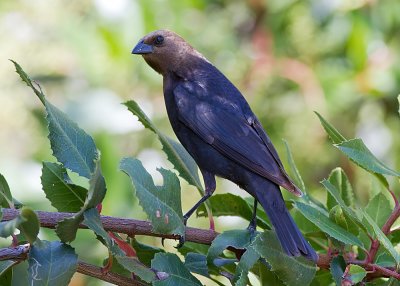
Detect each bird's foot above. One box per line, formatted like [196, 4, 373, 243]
[246, 218, 257, 241]
[175, 235, 186, 249]
[174, 215, 189, 249]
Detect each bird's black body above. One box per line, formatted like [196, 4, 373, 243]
[132, 30, 318, 262]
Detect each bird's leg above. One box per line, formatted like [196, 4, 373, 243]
[247, 199, 258, 240]
[176, 171, 216, 248]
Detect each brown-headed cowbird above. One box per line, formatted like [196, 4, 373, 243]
[132, 30, 317, 262]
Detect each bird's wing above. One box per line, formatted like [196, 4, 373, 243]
[174, 83, 301, 196]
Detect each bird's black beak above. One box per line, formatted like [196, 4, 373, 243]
[132, 40, 153, 55]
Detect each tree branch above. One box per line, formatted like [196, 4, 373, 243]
[1, 208, 217, 245]
[3, 208, 399, 283]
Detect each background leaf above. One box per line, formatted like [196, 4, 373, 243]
[19, 207, 40, 244]
[233, 247, 260, 286]
[82, 208, 124, 256]
[0, 173, 13, 208]
[252, 231, 317, 286]
[27, 241, 78, 286]
[347, 264, 367, 284]
[151, 253, 202, 286]
[326, 168, 355, 209]
[0, 260, 14, 286]
[131, 238, 165, 267]
[283, 139, 306, 193]
[184, 253, 210, 277]
[294, 201, 364, 248]
[366, 193, 392, 229]
[207, 229, 252, 265]
[115, 256, 156, 283]
[314, 112, 346, 144]
[56, 161, 106, 242]
[41, 162, 87, 212]
[124, 100, 203, 191]
[330, 256, 346, 286]
[12, 60, 98, 179]
[120, 157, 184, 236]
[336, 139, 400, 177]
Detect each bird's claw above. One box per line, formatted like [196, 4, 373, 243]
[174, 235, 186, 249]
[246, 219, 258, 241]
[174, 216, 189, 249]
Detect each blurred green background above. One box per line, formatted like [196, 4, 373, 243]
[1, 0, 400, 285]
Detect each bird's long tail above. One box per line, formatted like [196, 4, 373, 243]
[254, 181, 318, 262]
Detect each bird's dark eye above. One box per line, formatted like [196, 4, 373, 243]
[154, 35, 164, 45]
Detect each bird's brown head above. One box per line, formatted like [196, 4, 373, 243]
[132, 30, 206, 76]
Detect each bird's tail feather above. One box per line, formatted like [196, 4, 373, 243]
[254, 182, 318, 262]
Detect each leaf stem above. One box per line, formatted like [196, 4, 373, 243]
[367, 203, 400, 263]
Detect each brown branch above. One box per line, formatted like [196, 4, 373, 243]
[1, 208, 218, 245]
[77, 261, 148, 286]
[0, 244, 30, 261]
[3, 208, 399, 283]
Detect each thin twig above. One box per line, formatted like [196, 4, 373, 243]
[367, 203, 400, 263]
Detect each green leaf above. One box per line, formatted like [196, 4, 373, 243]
[120, 158, 184, 236]
[336, 139, 400, 177]
[56, 161, 106, 242]
[347, 264, 367, 284]
[283, 140, 306, 193]
[196, 193, 270, 229]
[11, 60, 98, 179]
[366, 193, 392, 228]
[252, 231, 317, 286]
[177, 241, 210, 256]
[258, 265, 284, 286]
[28, 241, 78, 286]
[184, 253, 209, 277]
[10, 60, 45, 104]
[0, 207, 38, 242]
[83, 208, 124, 256]
[314, 112, 346, 144]
[294, 201, 364, 248]
[131, 238, 165, 267]
[207, 229, 252, 265]
[115, 256, 156, 283]
[0, 214, 24, 238]
[326, 168, 354, 209]
[151, 253, 202, 286]
[330, 256, 346, 286]
[363, 212, 400, 265]
[322, 179, 367, 235]
[329, 205, 358, 235]
[0, 173, 14, 208]
[19, 207, 40, 244]
[45, 101, 98, 178]
[0, 260, 14, 286]
[41, 162, 87, 212]
[124, 100, 202, 191]
[233, 247, 260, 286]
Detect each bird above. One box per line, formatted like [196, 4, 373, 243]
[131, 29, 318, 262]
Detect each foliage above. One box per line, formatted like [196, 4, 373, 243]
[0, 62, 399, 285]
